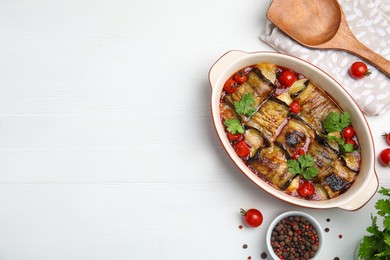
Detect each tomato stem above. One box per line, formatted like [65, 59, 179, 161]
[240, 208, 247, 216]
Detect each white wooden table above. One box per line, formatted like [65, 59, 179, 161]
[0, 0, 389, 259]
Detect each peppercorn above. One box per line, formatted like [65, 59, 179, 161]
[270, 216, 320, 258]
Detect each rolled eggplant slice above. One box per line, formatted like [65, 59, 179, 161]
[246, 70, 275, 102]
[256, 62, 277, 84]
[316, 160, 357, 198]
[275, 118, 316, 156]
[224, 71, 274, 109]
[293, 81, 341, 133]
[248, 145, 293, 189]
[245, 99, 289, 143]
[244, 129, 266, 158]
[342, 151, 361, 172]
[307, 140, 339, 174]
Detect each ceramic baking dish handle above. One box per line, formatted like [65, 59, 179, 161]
[209, 50, 248, 88]
[338, 173, 379, 211]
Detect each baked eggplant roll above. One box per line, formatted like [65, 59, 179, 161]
[245, 99, 289, 143]
[275, 117, 316, 157]
[293, 81, 341, 133]
[248, 145, 293, 189]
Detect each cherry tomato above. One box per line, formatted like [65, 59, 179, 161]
[379, 148, 390, 167]
[343, 126, 355, 139]
[383, 133, 390, 145]
[290, 101, 301, 114]
[227, 132, 243, 141]
[349, 61, 371, 79]
[235, 140, 251, 157]
[240, 208, 263, 227]
[297, 180, 314, 198]
[345, 139, 356, 146]
[233, 71, 247, 84]
[224, 78, 238, 94]
[292, 148, 305, 160]
[278, 70, 297, 88]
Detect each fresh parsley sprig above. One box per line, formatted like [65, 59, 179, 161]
[224, 118, 244, 134]
[358, 187, 390, 259]
[323, 111, 351, 133]
[325, 135, 354, 153]
[234, 93, 257, 117]
[287, 154, 319, 180]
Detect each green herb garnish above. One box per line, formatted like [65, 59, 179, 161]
[358, 187, 390, 259]
[234, 93, 257, 117]
[224, 118, 244, 134]
[287, 154, 319, 180]
[323, 111, 351, 133]
[325, 135, 354, 153]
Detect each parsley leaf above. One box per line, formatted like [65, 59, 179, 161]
[224, 118, 244, 134]
[287, 154, 319, 180]
[358, 187, 390, 258]
[234, 93, 257, 117]
[379, 187, 390, 197]
[325, 135, 354, 153]
[287, 160, 301, 175]
[323, 111, 351, 133]
[376, 199, 390, 217]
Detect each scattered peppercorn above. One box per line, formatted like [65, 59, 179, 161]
[239, 225, 243, 229]
[325, 228, 330, 232]
[338, 234, 343, 239]
[243, 244, 248, 249]
[334, 257, 340, 260]
[270, 216, 319, 259]
[326, 218, 330, 222]
[260, 252, 267, 259]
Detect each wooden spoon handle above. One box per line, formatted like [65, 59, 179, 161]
[343, 37, 390, 77]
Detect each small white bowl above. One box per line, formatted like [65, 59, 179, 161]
[266, 211, 324, 260]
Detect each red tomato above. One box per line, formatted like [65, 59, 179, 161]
[233, 71, 247, 84]
[383, 133, 390, 145]
[297, 180, 314, 198]
[278, 70, 297, 88]
[224, 78, 238, 94]
[379, 148, 390, 167]
[227, 132, 243, 141]
[345, 139, 356, 146]
[290, 101, 301, 114]
[349, 61, 371, 79]
[343, 126, 355, 139]
[235, 140, 250, 157]
[240, 208, 263, 227]
[292, 148, 305, 160]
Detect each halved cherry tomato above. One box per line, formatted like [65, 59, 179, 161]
[235, 140, 251, 157]
[292, 148, 305, 160]
[227, 132, 243, 141]
[233, 71, 247, 84]
[240, 208, 263, 227]
[297, 180, 314, 198]
[224, 78, 238, 94]
[379, 148, 390, 167]
[349, 61, 371, 79]
[343, 126, 355, 139]
[383, 132, 390, 145]
[278, 70, 297, 88]
[345, 139, 356, 146]
[290, 101, 301, 114]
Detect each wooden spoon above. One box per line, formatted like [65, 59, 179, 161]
[267, 0, 390, 77]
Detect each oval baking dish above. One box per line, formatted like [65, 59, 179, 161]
[209, 51, 378, 210]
